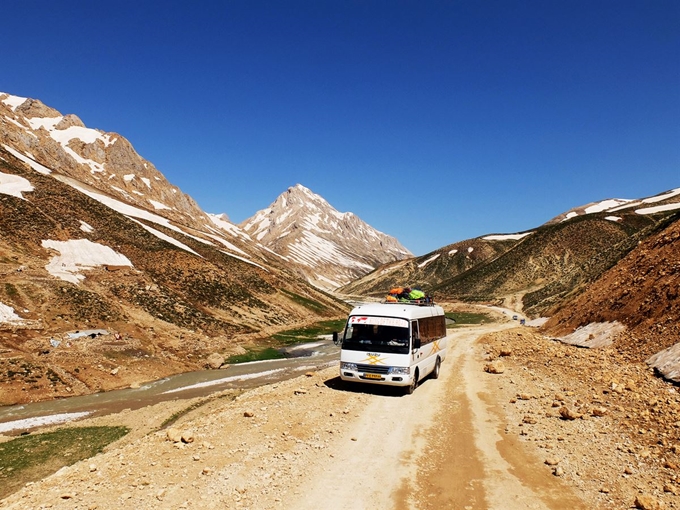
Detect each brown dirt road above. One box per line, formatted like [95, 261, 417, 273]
[3, 322, 660, 509]
[287, 323, 586, 510]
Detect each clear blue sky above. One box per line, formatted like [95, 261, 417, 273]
[3, 1, 679, 255]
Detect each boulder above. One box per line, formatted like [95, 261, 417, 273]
[485, 360, 506, 374]
[205, 353, 225, 369]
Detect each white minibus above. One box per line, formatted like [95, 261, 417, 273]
[333, 301, 447, 394]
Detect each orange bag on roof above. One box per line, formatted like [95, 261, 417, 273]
[389, 287, 403, 295]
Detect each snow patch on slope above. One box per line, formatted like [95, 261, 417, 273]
[418, 253, 440, 268]
[2, 144, 52, 174]
[636, 202, 680, 215]
[0, 171, 33, 199]
[42, 239, 133, 284]
[1, 93, 28, 111]
[0, 302, 25, 324]
[482, 232, 533, 241]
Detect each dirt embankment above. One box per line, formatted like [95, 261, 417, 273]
[1, 323, 678, 510]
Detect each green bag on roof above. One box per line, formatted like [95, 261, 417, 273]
[408, 289, 425, 300]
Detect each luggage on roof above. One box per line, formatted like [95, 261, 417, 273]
[385, 286, 432, 304]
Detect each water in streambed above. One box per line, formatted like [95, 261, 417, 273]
[0, 339, 339, 434]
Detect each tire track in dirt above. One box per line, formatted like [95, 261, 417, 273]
[401, 324, 588, 510]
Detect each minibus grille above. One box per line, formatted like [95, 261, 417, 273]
[357, 364, 390, 375]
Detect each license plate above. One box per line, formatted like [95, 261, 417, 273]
[363, 373, 382, 380]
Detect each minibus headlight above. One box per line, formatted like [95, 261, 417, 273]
[389, 366, 410, 375]
[341, 362, 358, 371]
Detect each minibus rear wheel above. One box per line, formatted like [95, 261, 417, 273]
[432, 357, 441, 379]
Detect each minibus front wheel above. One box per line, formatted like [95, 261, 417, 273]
[407, 370, 419, 395]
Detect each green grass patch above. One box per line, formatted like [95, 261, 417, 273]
[4, 283, 18, 299]
[446, 311, 495, 326]
[225, 319, 347, 364]
[271, 319, 346, 345]
[225, 347, 286, 364]
[279, 289, 328, 313]
[0, 426, 129, 499]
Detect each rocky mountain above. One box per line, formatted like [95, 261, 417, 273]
[0, 92, 357, 405]
[540, 212, 680, 377]
[341, 188, 680, 317]
[1, 93, 405, 293]
[240, 184, 412, 289]
[0, 94, 210, 233]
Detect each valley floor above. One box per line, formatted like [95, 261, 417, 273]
[1, 322, 677, 509]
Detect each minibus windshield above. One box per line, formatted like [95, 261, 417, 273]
[341, 322, 410, 354]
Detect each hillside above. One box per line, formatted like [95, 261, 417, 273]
[343, 189, 680, 319]
[434, 213, 659, 315]
[0, 95, 354, 404]
[339, 236, 519, 297]
[541, 213, 680, 371]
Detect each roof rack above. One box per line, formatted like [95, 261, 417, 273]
[381, 299, 436, 306]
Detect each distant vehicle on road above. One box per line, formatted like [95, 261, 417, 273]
[512, 315, 518, 320]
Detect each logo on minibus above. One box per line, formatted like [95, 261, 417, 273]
[364, 354, 386, 365]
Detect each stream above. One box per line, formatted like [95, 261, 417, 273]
[0, 339, 340, 434]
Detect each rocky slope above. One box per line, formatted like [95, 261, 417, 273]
[541, 213, 680, 379]
[1, 93, 209, 232]
[341, 188, 680, 317]
[480, 325, 680, 510]
[240, 184, 412, 289]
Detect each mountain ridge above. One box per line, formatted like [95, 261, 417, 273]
[2, 92, 411, 291]
[341, 187, 680, 318]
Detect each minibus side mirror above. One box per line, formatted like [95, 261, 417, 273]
[332, 332, 340, 345]
[412, 337, 421, 351]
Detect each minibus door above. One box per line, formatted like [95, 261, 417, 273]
[411, 320, 420, 361]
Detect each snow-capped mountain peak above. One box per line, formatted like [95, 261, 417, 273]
[240, 184, 412, 289]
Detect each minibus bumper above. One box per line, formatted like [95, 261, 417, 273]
[339, 369, 412, 387]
